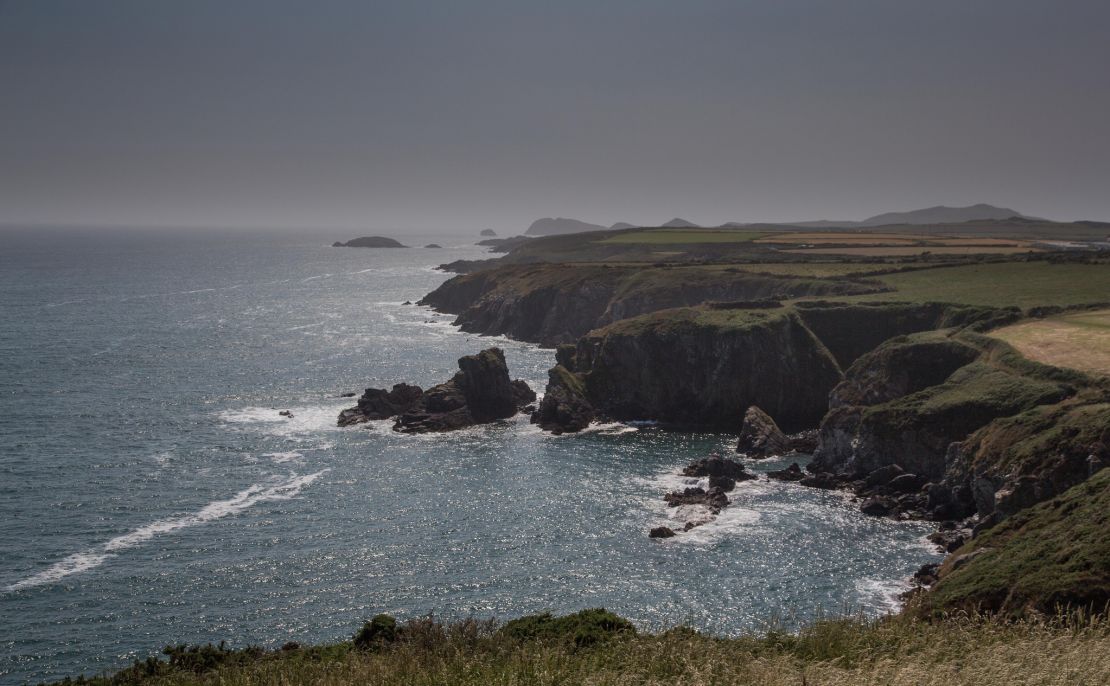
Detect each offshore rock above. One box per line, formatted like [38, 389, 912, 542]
[339, 348, 534, 434]
[767, 462, 805, 482]
[648, 526, 676, 539]
[530, 365, 595, 434]
[681, 455, 754, 481]
[664, 486, 730, 513]
[735, 406, 791, 457]
[338, 383, 424, 426]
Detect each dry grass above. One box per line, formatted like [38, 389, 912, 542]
[63, 613, 1110, 686]
[991, 308, 1110, 377]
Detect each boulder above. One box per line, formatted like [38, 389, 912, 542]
[860, 496, 896, 516]
[799, 472, 842, 490]
[889, 472, 926, 493]
[648, 526, 676, 539]
[736, 406, 792, 457]
[708, 475, 736, 492]
[767, 462, 805, 482]
[681, 455, 754, 481]
[664, 486, 730, 513]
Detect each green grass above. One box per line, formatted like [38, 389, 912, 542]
[594, 229, 764, 244]
[916, 469, 1110, 618]
[55, 611, 1110, 686]
[851, 262, 1110, 309]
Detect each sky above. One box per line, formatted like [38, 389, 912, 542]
[2, 0, 1109, 233]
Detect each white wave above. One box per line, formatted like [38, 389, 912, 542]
[301, 274, 332, 282]
[262, 451, 303, 463]
[855, 576, 912, 613]
[288, 321, 327, 331]
[218, 403, 348, 438]
[4, 471, 328, 592]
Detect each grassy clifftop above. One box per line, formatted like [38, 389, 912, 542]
[916, 469, 1110, 618]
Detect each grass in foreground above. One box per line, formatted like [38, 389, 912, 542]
[57, 609, 1110, 686]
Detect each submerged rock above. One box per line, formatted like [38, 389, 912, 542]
[338, 348, 534, 433]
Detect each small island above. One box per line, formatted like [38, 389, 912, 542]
[424, 243, 442, 248]
[480, 229, 497, 236]
[332, 236, 408, 248]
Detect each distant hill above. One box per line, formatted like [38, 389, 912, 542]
[610, 222, 637, 230]
[332, 236, 407, 248]
[860, 204, 1031, 227]
[525, 217, 608, 236]
[661, 217, 699, 228]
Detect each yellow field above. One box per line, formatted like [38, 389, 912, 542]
[991, 308, 1110, 377]
[782, 246, 1040, 256]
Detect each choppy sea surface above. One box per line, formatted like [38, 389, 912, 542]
[0, 228, 939, 684]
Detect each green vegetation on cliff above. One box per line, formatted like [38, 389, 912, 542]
[55, 610, 1110, 686]
[916, 469, 1110, 617]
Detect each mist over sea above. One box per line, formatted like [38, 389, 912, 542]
[0, 229, 938, 684]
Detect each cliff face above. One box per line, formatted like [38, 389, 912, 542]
[811, 335, 1073, 481]
[564, 307, 842, 432]
[420, 264, 888, 346]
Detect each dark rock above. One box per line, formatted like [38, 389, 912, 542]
[338, 383, 424, 426]
[338, 348, 533, 433]
[402, 301, 412, 305]
[708, 475, 736, 492]
[395, 348, 532, 433]
[860, 496, 896, 516]
[864, 464, 905, 489]
[787, 430, 819, 454]
[648, 526, 675, 539]
[913, 563, 940, 586]
[339, 392, 357, 398]
[681, 455, 753, 480]
[736, 406, 791, 457]
[799, 472, 842, 489]
[511, 379, 537, 409]
[278, 410, 294, 418]
[531, 365, 595, 434]
[767, 462, 806, 482]
[334, 236, 407, 248]
[889, 473, 927, 493]
[480, 229, 497, 237]
[664, 486, 730, 512]
[928, 528, 971, 553]
[521, 404, 536, 414]
[424, 244, 442, 249]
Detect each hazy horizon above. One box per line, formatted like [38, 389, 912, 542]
[3, 1, 1109, 234]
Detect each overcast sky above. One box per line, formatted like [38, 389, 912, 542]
[2, 0, 1108, 233]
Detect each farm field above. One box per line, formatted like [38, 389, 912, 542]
[991, 308, 1110, 377]
[844, 261, 1110, 309]
[782, 245, 1040, 256]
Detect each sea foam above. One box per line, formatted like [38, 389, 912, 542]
[4, 470, 328, 592]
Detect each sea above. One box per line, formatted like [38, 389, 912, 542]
[0, 228, 940, 684]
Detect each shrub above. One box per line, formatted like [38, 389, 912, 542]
[353, 614, 399, 651]
[499, 608, 635, 647]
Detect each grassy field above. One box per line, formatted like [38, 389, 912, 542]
[783, 245, 1040, 256]
[991, 308, 1110, 376]
[595, 229, 764, 244]
[59, 610, 1110, 686]
[846, 262, 1110, 309]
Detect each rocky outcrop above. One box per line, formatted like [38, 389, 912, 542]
[736, 406, 791, 457]
[332, 236, 407, 248]
[810, 335, 1072, 481]
[338, 383, 424, 426]
[338, 348, 534, 434]
[420, 264, 890, 346]
[530, 365, 596, 434]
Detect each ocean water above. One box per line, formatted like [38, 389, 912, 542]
[0, 229, 939, 684]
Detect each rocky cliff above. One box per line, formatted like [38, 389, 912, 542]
[421, 263, 890, 346]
